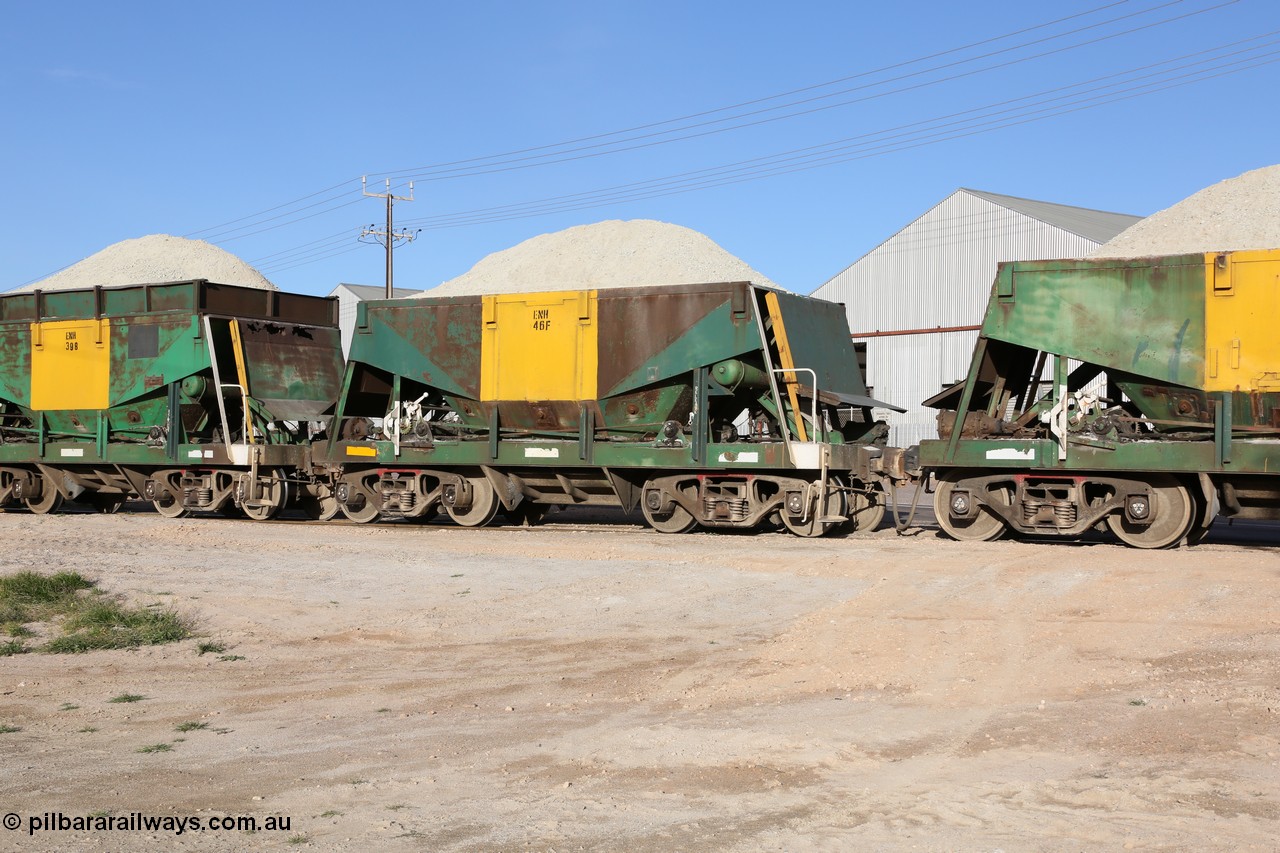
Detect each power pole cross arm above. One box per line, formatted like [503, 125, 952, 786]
[361, 176, 419, 297]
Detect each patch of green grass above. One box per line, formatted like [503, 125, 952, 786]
[108, 693, 146, 704]
[218, 654, 246, 662]
[77, 726, 98, 733]
[0, 570, 94, 606]
[136, 743, 172, 754]
[287, 834, 309, 845]
[175, 721, 208, 732]
[318, 810, 342, 818]
[0, 724, 21, 734]
[0, 571, 191, 654]
[46, 601, 189, 653]
[196, 641, 226, 656]
[58, 703, 79, 711]
[1129, 698, 1148, 707]
[0, 639, 26, 656]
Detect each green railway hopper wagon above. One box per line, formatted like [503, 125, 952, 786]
[0, 281, 345, 519]
[920, 248, 1280, 548]
[325, 282, 910, 536]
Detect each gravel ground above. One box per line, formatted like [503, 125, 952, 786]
[1, 508, 1277, 852]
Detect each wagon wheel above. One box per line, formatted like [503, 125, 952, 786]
[782, 477, 846, 538]
[444, 477, 500, 528]
[298, 484, 341, 521]
[1105, 475, 1193, 549]
[1183, 483, 1217, 546]
[241, 470, 289, 522]
[846, 483, 886, 533]
[25, 481, 63, 515]
[151, 474, 189, 519]
[339, 496, 381, 523]
[934, 469, 1008, 542]
[641, 482, 697, 534]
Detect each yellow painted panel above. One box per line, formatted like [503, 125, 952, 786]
[345, 445, 377, 457]
[30, 319, 111, 410]
[480, 290, 598, 402]
[1203, 249, 1280, 392]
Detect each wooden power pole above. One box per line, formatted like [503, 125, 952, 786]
[361, 177, 419, 297]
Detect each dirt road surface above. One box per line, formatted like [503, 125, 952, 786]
[1, 506, 1277, 851]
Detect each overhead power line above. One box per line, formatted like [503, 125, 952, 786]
[388, 0, 1241, 187]
[200, 0, 1223, 248]
[252, 29, 1276, 274]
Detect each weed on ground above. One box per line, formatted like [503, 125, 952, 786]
[0, 571, 191, 653]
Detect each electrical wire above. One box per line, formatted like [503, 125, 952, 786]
[202, 0, 1230, 246]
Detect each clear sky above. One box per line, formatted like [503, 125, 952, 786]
[2, 0, 1276, 297]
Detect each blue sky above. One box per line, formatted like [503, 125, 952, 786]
[2, 0, 1276, 297]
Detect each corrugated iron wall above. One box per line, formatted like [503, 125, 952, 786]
[814, 190, 1105, 447]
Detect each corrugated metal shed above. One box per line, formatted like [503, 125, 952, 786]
[812, 188, 1141, 447]
[328, 283, 423, 356]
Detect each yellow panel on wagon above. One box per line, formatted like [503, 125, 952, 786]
[30, 318, 112, 410]
[480, 290, 598, 402]
[1204, 248, 1280, 392]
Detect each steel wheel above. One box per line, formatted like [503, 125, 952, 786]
[847, 483, 886, 533]
[782, 478, 846, 538]
[339, 498, 380, 523]
[934, 470, 1008, 542]
[241, 471, 288, 521]
[25, 483, 63, 515]
[153, 495, 188, 518]
[299, 486, 341, 522]
[444, 477, 500, 528]
[1105, 475, 1193, 549]
[151, 475, 188, 518]
[641, 482, 697, 534]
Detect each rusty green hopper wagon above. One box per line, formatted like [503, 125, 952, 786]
[919, 249, 1280, 548]
[0, 281, 344, 518]
[326, 282, 908, 535]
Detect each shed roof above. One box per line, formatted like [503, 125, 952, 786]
[960, 188, 1141, 244]
[330, 283, 423, 299]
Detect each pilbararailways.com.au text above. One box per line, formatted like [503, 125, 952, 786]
[6, 811, 294, 836]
